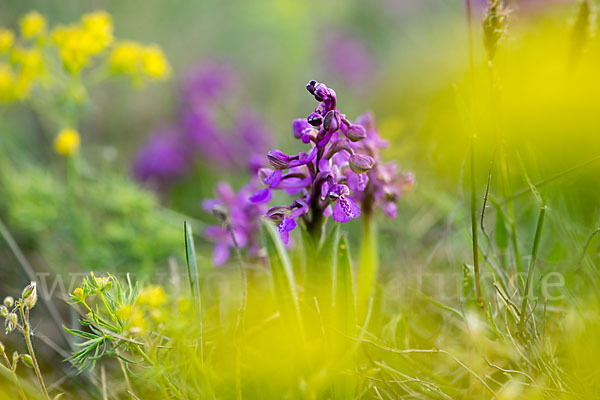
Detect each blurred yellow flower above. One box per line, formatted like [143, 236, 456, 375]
[0, 63, 15, 102]
[52, 25, 94, 74]
[116, 304, 147, 336]
[53, 128, 80, 156]
[94, 275, 111, 290]
[141, 45, 170, 79]
[0, 29, 15, 54]
[72, 287, 84, 301]
[137, 285, 167, 308]
[109, 41, 142, 75]
[20, 11, 47, 39]
[6, 48, 44, 100]
[81, 10, 113, 54]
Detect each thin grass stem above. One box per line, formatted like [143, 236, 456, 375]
[518, 205, 546, 333]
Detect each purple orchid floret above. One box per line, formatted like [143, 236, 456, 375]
[251, 80, 380, 243]
[203, 181, 265, 266]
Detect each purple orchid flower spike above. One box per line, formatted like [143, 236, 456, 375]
[252, 80, 383, 243]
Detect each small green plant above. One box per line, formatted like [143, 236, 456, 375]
[1, 282, 51, 400]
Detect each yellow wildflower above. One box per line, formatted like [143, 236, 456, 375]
[52, 25, 93, 74]
[137, 285, 167, 308]
[7, 48, 44, 100]
[140, 45, 170, 79]
[0, 29, 15, 54]
[53, 128, 80, 156]
[116, 305, 146, 336]
[0, 63, 14, 102]
[81, 10, 113, 54]
[94, 275, 111, 290]
[72, 287, 85, 301]
[20, 11, 47, 39]
[108, 41, 142, 75]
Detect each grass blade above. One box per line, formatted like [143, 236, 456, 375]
[332, 234, 357, 400]
[518, 204, 546, 333]
[333, 235, 356, 335]
[262, 220, 304, 343]
[184, 221, 200, 311]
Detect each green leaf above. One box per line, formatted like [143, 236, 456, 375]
[333, 235, 356, 335]
[262, 220, 304, 342]
[307, 222, 339, 307]
[357, 215, 378, 313]
[184, 221, 200, 311]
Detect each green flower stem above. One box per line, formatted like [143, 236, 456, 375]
[80, 300, 117, 331]
[357, 210, 377, 312]
[19, 306, 50, 400]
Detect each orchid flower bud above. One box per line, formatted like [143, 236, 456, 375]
[307, 112, 323, 127]
[346, 124, 367, 142]
[323, 110, 341, 133]
[306, 79, 317, 95]
[266, 206, 293, 221]
[267, 150, 290, 170]
[313, 83, 329, 102]
[349, 154, 375, 174]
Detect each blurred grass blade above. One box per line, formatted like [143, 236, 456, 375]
[518, 204, 546, 332]
[184, 221, 200, 311]
[332, 235, 357, 400]
[491, 198, 509, 250]
[262, 220, 304, 342]
[334, 235, 356, 335]
[357, 214, 378, 315]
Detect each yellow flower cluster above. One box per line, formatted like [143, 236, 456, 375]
[0, 29, 14, 54]
[115, 285, 168, 336]
[53, 128, 80, 156]
[20, 11, 46, 39]
[0, 9, 170, 103]
[116, 304, 147, 336]
[0, 18, 46, 102]
[52, 10, 113, 74]
[109, 41, 170, 82]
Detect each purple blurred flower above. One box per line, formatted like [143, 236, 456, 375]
[133, 127, 188, 184]
[203, 182, 265, 266]
[323, 31, 375, 87]
[181, 108, 236, 167]
[179, 62, 272, 171]
[180, 61, 237, 108]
